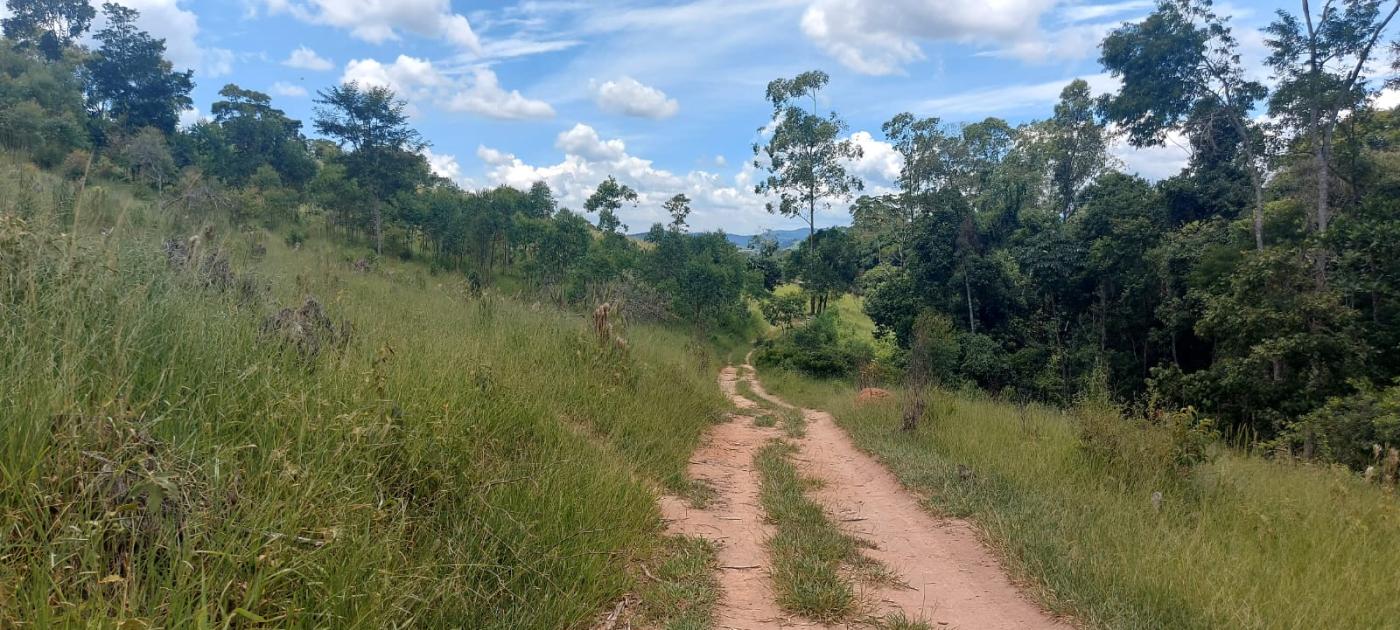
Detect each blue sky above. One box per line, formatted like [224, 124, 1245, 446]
[16, 0, 1304, 232]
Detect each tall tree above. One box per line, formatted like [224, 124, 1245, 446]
[1100, 0, 1271, 250]
[663, 193, 691, 232]
[3, 0, 95, 61]
[208, 83, 315, 187]
[313, 81, 427, 254]
[583, 175, 637, 234]
[1266, 0, 1399, 284]
[1045, 79, 1110, 220]
[84, 3, 193, 134]
[753, 70, 864, 252]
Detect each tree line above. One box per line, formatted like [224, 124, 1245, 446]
[0, 0, 764, 334]
[752, 0, 1400, 469]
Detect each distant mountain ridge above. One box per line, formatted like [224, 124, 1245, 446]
[628, 227, 811, 250]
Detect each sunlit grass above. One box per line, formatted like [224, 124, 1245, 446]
[761, 369, 1400, 629]
[0, 157, 727, 628]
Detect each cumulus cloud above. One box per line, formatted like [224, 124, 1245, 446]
[476, 124, 898, 233]
[284, 45, 334, 71]
[442, 68, 556, 120]
[260, 0, 480, 50]
[340, 56, 553, 120]
[801, 0, 1056, 75]
[107, 0, 233, 77]
[1111, 130, 1192, 181]
[423, 149, 471, 186]
[270, 81, 309, 98]
[592, 77, 680, 119]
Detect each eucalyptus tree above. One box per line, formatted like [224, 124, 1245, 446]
[1100, 0, 1271, 250]
[753, 70, 864, 252]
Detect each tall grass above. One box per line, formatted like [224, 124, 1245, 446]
[0, 157, 726, 627]
[761, 370, 1400, 629]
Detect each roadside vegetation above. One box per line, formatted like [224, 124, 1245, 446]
[761, 367, 1400, 628]
[0, 155, 731, 626]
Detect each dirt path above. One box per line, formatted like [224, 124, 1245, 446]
[662, 363, 1064, 629]
[659, 366, 817, 629]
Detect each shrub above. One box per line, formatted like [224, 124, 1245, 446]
[755, 311, 873, 378]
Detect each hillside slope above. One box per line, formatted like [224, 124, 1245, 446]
[0, 157, 726, 628]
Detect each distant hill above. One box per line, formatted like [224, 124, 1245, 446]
[629, 227, 811, 250]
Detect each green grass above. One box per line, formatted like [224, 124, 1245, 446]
[734, 371, 806, 437]
[633, 535, 720, 630]
[0, 157, 726, 628]
[755, 440, 862, 622]
[760, 369, 1400, 629]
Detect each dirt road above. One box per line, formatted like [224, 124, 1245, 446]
[659, 363, 1066, 629]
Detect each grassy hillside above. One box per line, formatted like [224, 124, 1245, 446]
[0, 157, 726, 627]
[760, 370, 1400, 629]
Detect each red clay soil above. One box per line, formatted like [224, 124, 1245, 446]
[660, 364, 1066, 629]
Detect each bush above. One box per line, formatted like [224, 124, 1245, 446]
[755, 311, 873, 378]
[1277, 382, 1400, 470]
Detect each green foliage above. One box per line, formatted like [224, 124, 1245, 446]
[760, 372, 1400, 629]
[0, 159, 729, 627]
[753, 70, 863, 246]
[755, 311, 873, 378]
[85, 3, 194, 134]
[583, 175, 637, 234]
[2, 0, 96, 60]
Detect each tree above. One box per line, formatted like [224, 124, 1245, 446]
[207, 83, 315, 187]
[882, 113, 949, 257]
[313, 82, 428, 254]
[1044, 79, 1109, 220]
[526, 181, 556, 219]
[3, 0, 96, 61]
[84, 3, 193, 134]
[753, 70, 864, 253]
[583, 175, 637, 234]
[1265, 0, 1400, 283]
[1100, 0, 1271, 249]
[122, 125, 172, 193]
[664, 193, 691, 232]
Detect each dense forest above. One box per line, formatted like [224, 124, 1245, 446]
[3, 0, 1399, 476]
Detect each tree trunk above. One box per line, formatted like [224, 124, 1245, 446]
[373, 200, 384, 256]
[965, 273, 976, 334]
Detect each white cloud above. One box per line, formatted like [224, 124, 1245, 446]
[1060, 0, 1153, 22]
[442, 68, 556, 120]
[423, 149, 472, 186]
[107, 0, 233, 77]
[261, 0, 480, 50]
[592, 77, 680, 119]
[475, 124, 893, 233]
[1375, 88, 1400, 110]
[178, 106, 207, 129]
[916, 73, 1120, 117]
[1111, 130, 1191, 181]
[284, 46, 334, 71]
[801, 0, 1056, 75]
[342, 55, 448, 97]
[341, 56, 554, 120]
[555, 124, 628, 161]
[847, 131, 903, 183]
[270, 81, 309, 98]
